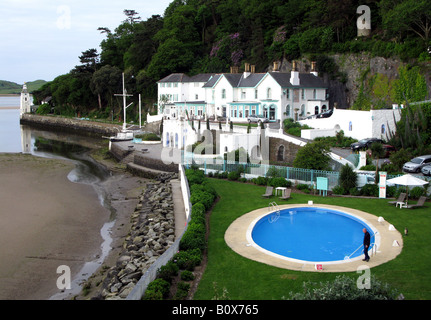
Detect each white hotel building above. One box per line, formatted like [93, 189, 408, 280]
[157, 62, 329, 123]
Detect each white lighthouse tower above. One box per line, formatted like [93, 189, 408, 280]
[20, 83, 32, 117]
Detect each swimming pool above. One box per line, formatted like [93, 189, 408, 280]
[249, 207, 377, 264]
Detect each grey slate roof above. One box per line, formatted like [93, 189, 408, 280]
[159, 71, 327, 89]
[158, 73, 214, 83]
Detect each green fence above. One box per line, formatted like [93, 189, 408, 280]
[183, 152, 340, 189]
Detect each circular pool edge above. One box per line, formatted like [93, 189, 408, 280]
[225, 203, 403, 272]
[246, 207, 380, 265]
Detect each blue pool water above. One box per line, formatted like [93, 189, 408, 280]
[251, 207, 375, 263]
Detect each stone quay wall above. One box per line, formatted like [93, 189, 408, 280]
[20, 114, 121, 137]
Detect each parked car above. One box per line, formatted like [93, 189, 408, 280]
[247, 114, 269, 123]
[421, 164, 431, 176]
[366, 144, 396, 158]
[350, 138, 384, 152]
[316, 109, 333, 118]
[403, 155, 431, 173]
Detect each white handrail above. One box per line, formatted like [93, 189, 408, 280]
[344, 232, 378, 260]
[268, 202, 280, 223]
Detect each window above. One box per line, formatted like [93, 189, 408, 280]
[241, 90, 246, 99]
[301, 89, 305, 100]
[349, 121, 353, 131]
[255, 89, 258, 99]
[277, 145, 285, 162]
[267, 88, 272, 99]
[251, 105, 256, 115]
[222, 89, 226, 99]
[381, 124, 386, 134]
[173, 83, 178, 87]
[313, 89, 316, 99]
[285, 104, 290, 117]
[300, 104, 305, 116]
[286, 89, 290, 99]
[315, 106, 319, 114]
[195, 94, 199, 100]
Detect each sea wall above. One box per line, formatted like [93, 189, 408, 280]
[20, 114, 121, 137]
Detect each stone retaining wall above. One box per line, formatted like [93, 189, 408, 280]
[20, 114, 121, 137]
[133, 153, 179, 173]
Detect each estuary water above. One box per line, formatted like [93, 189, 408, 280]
[0, 96, 115, 299]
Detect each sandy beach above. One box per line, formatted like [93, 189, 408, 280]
[0, 153, 144, 300]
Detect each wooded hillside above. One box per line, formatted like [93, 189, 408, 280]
[32, 0, 431, 119]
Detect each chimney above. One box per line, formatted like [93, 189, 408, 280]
[311, 61, 318, 76]
[290, 60, 300, 86]
[230, 66, 239, 74]
[244, 62, 251, 78]
[273, 61, 280, 72]
[250, 65, 255, 73]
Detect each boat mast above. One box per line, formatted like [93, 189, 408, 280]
[114, 73, 133, 131]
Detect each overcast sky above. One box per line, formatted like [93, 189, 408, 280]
[0, 0, 172, 84]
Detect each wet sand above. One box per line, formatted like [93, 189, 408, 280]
[0, 153, 142, 300]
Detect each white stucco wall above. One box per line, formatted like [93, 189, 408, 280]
[298, 107, 402, 140]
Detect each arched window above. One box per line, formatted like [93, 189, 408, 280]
[321, 104, 327, 112]
[315, 106, 319, 114]
[381, 124, 386, 134]
[277, 145, 285, 162]
[267, 88, 272, 99]
[300, 104, 305, 116]
[285, 104, 290, 117]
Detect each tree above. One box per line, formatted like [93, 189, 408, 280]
[381, 0, 431, 44]
[90, 65, 122, 111]
[339, 163, 357, 192]
[292, 140, 331, 170]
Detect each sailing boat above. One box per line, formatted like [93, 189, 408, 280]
[109, 73, 134, 142]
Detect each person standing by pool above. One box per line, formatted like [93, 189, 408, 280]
[363, 228, 370, 262]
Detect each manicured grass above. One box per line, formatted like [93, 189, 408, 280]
[193, 179, 431, 300]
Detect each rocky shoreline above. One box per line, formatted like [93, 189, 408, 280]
[90, 173, 178, 300]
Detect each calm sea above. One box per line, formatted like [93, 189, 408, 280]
[0, 96, 22, 152]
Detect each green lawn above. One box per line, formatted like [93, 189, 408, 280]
[193, 179, 431, 300]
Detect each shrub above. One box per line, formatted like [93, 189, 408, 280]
[179, 221, 206, 252]
[185, 168, 206, 186]
[254, 176, 268, 186]
[190, 190, 215, 210]
[409, 186, 425, 199]
[144, 278, 171, 300]
[228, 171, 240, 181]
[268, 177, 291, 188]
[332, 185, 345, 195]
[296, 184, 310, 193]
[174, 248, 203, 270]
[158, 260, 179, 283]
[288, 275, 398, 300]
[360, 184, 379, 197]
[191, 203, 206, 225]
[180, 270, 195, 281]
[174, 282, 190, 300]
